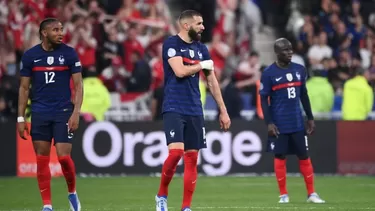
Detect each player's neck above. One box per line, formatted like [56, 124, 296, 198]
[275, 60, 290, 69]
[177, 32, 193, 43]
[41, 41, 57, 51]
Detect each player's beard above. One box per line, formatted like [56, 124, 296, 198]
[188, 27, 201, 41]
[47, 36, 62, 46]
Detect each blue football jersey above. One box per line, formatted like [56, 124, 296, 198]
[260, 62, 307, 133]
[162, 35, 210, 116]
[20, 43, 81, 114]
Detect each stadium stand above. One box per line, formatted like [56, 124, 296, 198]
[1, 0, 375, 122]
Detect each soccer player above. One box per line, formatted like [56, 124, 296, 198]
[155, 10, 231, 211]
[17, 18, 83, 211]
[260, 38, 325, 204]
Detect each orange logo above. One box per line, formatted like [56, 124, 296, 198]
[17, 123, 63, 177]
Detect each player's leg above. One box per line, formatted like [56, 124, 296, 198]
[31, 114, 53, 211]
[267, 134, 289, 203]
[292, 131, 325, 203]
[53, 114, 81, 211]
[156, 112, 185, 211]
[180, 115, 206, 211]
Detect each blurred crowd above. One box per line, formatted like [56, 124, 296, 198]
[291, 0, 375, 91]
[0, 0, 261, 122]
[287, 0, 375, 118]
[1, 0, 374, 122]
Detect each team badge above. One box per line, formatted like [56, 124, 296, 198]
[198, 51, 203, 59]
[189, 49, 195, 58]
[286, 73, 293, 81]
[59, 55, 65, 65]
[47, 56, 54, 65]
[296, 72, 301, 80]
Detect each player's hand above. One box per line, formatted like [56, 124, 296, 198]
[267, 124, 279, 138]
[199, 60, 214, 71]
[68, 112, 80, 132]
[219, 111, 231, 131]
[306, 120, 315, 135]
[18, 122, 29, 140]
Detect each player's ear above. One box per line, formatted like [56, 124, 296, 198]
[42, 29, 48, 38]
[183, 22, 189, 31]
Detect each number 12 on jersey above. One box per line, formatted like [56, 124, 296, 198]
[44, 72, 55, 84]
[287, 87, 296, 99]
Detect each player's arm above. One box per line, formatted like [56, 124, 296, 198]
[203, 69, 226, 111]
[259, 71, 273, 125]
[300, 69, 314, 120]
[68, 50, 83, 131]
[164, 40, 213, 78]
[71, 73, 83, 114]
[18, 77, 31, 119]
[69, 51, 83, 114]
[18, 55, 32, 120]
[168, 57, 212, 78]
[201, 44, 230, 130]
[200, 44, 226, 113]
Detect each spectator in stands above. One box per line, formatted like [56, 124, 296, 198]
[365, 54, 375, 90]
[97, 25, 124, 72]
[299, 16, 315, 48]
[125, 50, 152, 92]
[100, 56, 129, 92]
[328, 49, 352, 93]
[81, 68, 111, 122]
[331, 21, 350, 50]
[349, 15, 366, 49]
[307, 31, 333, 69]
[149, 43, 164, 90]
[306, 71, 334, 115]
[342, 67, 374, 120]
[151, 84, 163, 121]
[68, 14, 98, 77]
[291, 41, 306, 67]
[0, 94, 8, 122]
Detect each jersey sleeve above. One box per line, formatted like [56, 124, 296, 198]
[301, 67, 308, 84]
[200, 43, 211, 60]
[20, 53, 33, 77]
[259, 70, 272, 96]
[163, 38, 182, 59]
[69, 48, 82, 74]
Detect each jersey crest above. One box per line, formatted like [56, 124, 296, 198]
[47, 56, 54, 65]
[286, 73, 293, 81]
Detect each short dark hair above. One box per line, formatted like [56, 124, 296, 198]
[39, 18, 60, 40]
[178, 10, 202, 21]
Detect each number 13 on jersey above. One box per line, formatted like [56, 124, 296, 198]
[287, 87, 296, 99]
[44, 72, 56, 84]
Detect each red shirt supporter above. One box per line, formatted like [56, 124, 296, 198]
[8, 12, 23, 50]
[76, 42, 96, 69]
[149, 58, 163, 90]
[123, 27, 144, 72]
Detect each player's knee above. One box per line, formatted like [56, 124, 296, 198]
[168, 142, 184, 150]
[274, 154, 286, 160]
[55, 143, 72, 157]
[33, 141, 51, 156]
[297, 154, 309, 160]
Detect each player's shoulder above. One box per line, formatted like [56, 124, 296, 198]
[59, 43, 76, 53]
[290, 62, 306, 72]
[163, 35, 179, 45]
[196, 41, 208, 50]
[262, 63, 277, 76]
[23, 44, 42, 57]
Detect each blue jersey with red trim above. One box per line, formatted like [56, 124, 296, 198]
[162, 35, 210, 116]
[259, 62, 307, 133]
[20, 43, 81, 114]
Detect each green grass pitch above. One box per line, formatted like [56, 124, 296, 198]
[0, 176, 374, 211]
